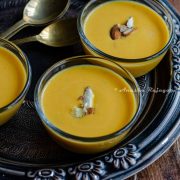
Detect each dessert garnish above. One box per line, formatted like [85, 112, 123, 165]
[110, 17, 135, 40]
[126, 17, 134, 28]
[110, 24, 121, 40]
[72, 87, 95, 118]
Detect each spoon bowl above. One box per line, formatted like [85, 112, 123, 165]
[13, 18, 80, 47]
[0, 0, 70, 39]
[37, 18, 79, 47]
[24, 0, 70, 25]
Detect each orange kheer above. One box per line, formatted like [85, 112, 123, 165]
[41, 65, 137, 138]
[0, 47, 26, 125]
[83, 1, 170, 77]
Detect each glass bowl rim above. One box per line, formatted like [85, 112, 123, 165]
[77, 0, 174, 63]
[34, 55, 142, 142]
[0, 38, 32, 112]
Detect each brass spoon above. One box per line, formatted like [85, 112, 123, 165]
[0, 0, 70, 40]
[13, 19, 80, 47]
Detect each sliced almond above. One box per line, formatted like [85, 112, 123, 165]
[122, 28, 134, 36]
[126, 17, 134, 28]
[120, 25, 128, 33]
[72, 107, 85, 118]
[110, 24, 121, 40]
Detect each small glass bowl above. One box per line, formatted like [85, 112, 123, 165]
[34, 55, 142, 154]
[77, 0, 174, 77]
[0, 38, 31, 125]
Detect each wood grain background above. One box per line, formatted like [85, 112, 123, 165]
[128, 140, 180, 180]
[128, 1, 180, 179]
[169, 0, 180, 12]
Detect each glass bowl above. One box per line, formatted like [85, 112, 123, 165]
[34, 55, 142, 154]
[77, 0, 174, 77]
[0, 38, 31, 125]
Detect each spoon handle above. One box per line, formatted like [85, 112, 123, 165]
[0, 19, 28, 40]
[13, 36, 37, 45]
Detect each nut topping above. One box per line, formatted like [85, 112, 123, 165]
[110, 17, 136, 39]
[110, 24, 121, 40]
[126, 17, 134, 28]
[120, 25, 128, 33]
[122, 28, 134, 36]
[72, 87, 95, 118]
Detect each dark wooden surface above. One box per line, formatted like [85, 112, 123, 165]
[128, 1, 180, 179]
[128, 139, 180, 180]
[169, 0, 180, 12]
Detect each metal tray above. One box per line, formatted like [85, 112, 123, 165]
[0, 0, 179, 179]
